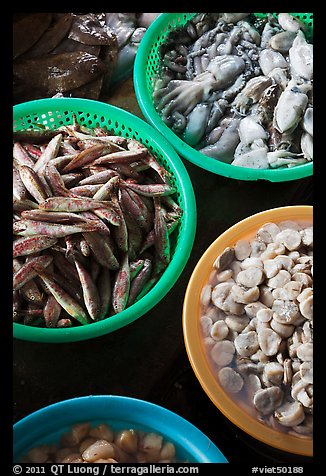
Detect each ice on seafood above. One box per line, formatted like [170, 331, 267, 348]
[153, 12, 313, 169]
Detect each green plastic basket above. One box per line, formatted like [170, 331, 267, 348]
[13, 98, 197, 343]
[134, 13, 313, 182]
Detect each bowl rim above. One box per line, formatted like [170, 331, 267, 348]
[13, 98, 197, 343]
[134, 12, 313, 182]
[13, 394, 228, 463]
[182, 205, 313, 456]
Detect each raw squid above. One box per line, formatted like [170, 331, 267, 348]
[153, 12, 313, 169]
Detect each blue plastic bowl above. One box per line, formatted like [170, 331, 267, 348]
[13, 395, 228, 463]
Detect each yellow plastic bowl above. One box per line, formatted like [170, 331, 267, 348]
[183, 206, 313, 457]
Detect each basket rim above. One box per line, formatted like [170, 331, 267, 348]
[183, 205, 313, 456]
[134, 12, 313, 182]
[13, 395, 228, 463]
[13, 97, 197, 343]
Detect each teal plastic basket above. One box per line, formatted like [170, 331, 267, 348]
[13, 396, 228, 463]
[13, 98, 197, 343]
[134, 13, 313, 182]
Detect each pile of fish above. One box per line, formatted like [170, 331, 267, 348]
[13, 13, 160, 103]
[153, 13, 313, 169]
[13, 119, 181, 328]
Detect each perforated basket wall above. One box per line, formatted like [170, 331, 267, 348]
[134, 13, 314, 182]
[13, 98, 197, 342]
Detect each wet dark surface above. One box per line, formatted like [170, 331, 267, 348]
[13, 78, 314, 466]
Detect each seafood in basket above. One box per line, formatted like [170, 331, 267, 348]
[21, 421, 181, 463]
[13, 118, 181, 328]
[152, 13, 313, 169]
[200, 219, 313, 438]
